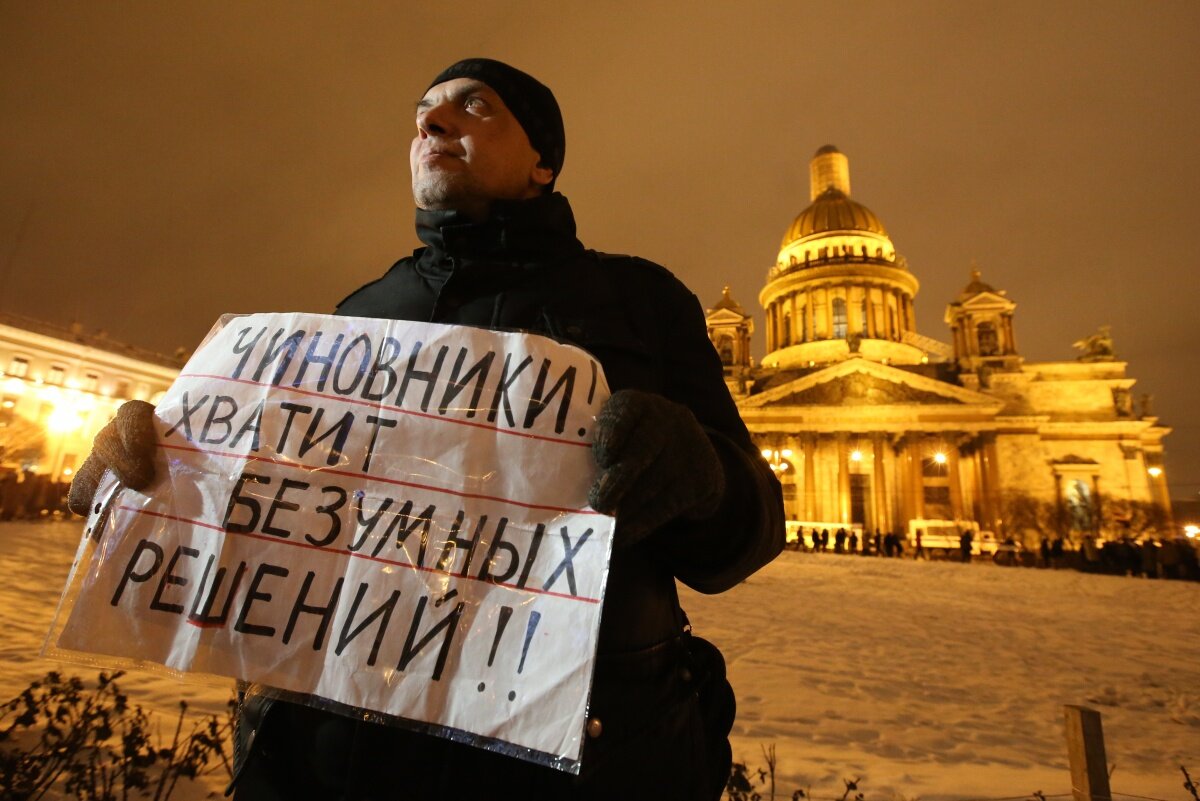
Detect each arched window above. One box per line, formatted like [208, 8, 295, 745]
[978, 322, 999, 356]
[832, 298, 847, 339]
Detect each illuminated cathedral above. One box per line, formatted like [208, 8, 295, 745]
[707, 146, 1172, 546]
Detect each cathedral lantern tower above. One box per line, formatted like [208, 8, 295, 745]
[760, 146, 927, 369]
[945, 267, 1022, 375]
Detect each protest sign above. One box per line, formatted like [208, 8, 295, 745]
[47, 312, 615, 772]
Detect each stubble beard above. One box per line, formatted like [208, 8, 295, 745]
[412, 169, 486, 215]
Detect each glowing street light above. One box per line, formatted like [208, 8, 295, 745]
[933, 451, 948, 465]
[761, 447, 793, 474]
[1147, 466, 1163, 478]
[46, 405, 85, 434]
[850, 450, 863, 462]
[1184, 524, 1198, 539]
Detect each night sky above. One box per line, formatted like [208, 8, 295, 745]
[2, 1, 1197, 500]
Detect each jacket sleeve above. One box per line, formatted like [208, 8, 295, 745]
[649, 277, 785, 594]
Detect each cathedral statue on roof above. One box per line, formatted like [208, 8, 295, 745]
[707, 146, 1172, 551]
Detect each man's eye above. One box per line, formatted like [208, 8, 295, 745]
[465, 96, 486, 110]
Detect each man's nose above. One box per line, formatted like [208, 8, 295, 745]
[417, 102, 453, 137]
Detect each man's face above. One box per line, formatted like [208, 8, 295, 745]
[410, 78, 553, 218]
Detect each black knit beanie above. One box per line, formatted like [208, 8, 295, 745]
[427, 58, 565, 186]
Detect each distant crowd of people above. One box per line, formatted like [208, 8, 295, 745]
[789, 527, 923, 559]
[1076, 534, 1199, 579]
[0, 472, 70, 520]
[788, 524, 1200, 580]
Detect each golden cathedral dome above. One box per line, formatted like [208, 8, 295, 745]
[780, 188, 889, 248]
[774, 146, 899, 269]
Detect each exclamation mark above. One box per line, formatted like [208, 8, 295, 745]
[579, 361, 599, 438]
[517, 610, 542, 674]
[487, 606, 513, 667]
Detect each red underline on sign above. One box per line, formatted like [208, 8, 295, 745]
[119, 505, 602, 606]
[176, 372, 593, 449]
[157, 441, 604, 517]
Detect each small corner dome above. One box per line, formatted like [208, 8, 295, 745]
[959, 268, 998, 299]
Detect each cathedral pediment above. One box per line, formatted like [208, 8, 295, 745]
[773, 373, 961, 406]
[706, 308, 749, 325]
[742, 358, 1000, 410]
[959, 291, 1011, 309]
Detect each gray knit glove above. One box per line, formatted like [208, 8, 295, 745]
[588, 389, 725, 546]
[67, 400, 158, 516]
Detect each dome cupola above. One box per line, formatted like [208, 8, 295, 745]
[759, 147, 930, 370]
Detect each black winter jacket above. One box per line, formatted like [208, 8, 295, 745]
[234, 192, 784, 800]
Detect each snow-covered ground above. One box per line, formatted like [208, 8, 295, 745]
[3, 521, 1198, 800]
[682, 549, 1200, 800]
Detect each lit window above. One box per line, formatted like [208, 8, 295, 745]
[83, 373, 100, 392]
[8, 357, 28, 378]
[47, 366, 65, 386]
[115, 380, 131, 399]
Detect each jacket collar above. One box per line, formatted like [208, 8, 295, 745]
[414, 192, 585, 262]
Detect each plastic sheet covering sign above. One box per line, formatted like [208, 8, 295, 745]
[47, 311, 615, 773]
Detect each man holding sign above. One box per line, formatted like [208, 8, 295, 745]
[69, 59, 783, 800]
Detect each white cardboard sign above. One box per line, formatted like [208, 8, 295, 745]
[52, 312, 614, 772]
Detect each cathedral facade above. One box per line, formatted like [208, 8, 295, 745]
[708, 147, 1172, 547]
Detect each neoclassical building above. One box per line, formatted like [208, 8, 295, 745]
[708, 146, 1172, 543]
[0, 313, 183, 481]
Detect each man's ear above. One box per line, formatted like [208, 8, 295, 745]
[531, 162, 555, 188]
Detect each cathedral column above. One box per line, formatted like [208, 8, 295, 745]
[837, 433, 851, 524]
[1002, 314, 1015, 354]
[897, 438, 912, 532]
[909, 435, 926, 522]
[947, 442, 965, 521]
[867, 290, 878, 339]
[971, 444, 986, 523]
[803, 434, 817, 521]
[782, 435, 800, 520]
[789, 294, 799, 345]
[872, 433, 889, 533]
[980, 435, 999, 531]
[805, 291, 815, 341]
